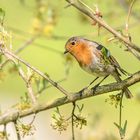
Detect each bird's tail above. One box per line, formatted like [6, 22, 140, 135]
[112, 72, 133, 99]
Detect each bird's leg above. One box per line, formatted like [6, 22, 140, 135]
[79, 77, 99, 93]
[87, 77, 99, 88]
[92, 75, 109, 90]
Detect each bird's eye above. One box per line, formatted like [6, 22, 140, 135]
[71, 41, 75, 46]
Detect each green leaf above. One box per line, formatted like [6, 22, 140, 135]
[122, 120, 127, 136]
[42, 77, 48, 89]
[114, 122, 121, 130]
[77, 104, 84, 112]
[114, 120, 127, 139]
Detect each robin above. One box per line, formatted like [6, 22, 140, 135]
[64, 36, 132, 98]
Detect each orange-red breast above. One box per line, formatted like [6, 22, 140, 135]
[64, 36, 132, 98]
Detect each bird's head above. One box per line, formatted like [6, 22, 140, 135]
[64, 36, 94, 66]
[64, 36, 84, 55]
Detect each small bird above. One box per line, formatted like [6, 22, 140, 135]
[64, 36, 132, 98]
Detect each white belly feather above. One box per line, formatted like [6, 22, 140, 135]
[80, 54, 115, 77]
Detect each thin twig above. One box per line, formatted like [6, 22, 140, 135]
[0, 70, 140, 125]
[119, 92, 124, 129]
[14, 121, 21, 140]
[125, 0, 136, 34]
[119, 92, 125, 140]
[0, 35, 63, 70]
[15, 35, 38, 54]
[37, 78, 67, 94]
[0, 36, 38, 70]
[118, 0, 140, 20]
[127, 48, 140, 60]
[71, 102, 76, 140]
[19, 65, 37, 104]
[29, 114, 36, 125]
[123, 0, 140, 60]
[4, 124, 8, 140]
[13, 34, 63, 54]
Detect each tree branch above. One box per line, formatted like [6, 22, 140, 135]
[65, 0, 140, 55]
[15, 35, 38, 54]
[0, 70, 140, 125]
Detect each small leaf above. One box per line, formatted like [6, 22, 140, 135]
[114, 122, 121, 130]
[42, 77, 48, 89]
[114, 120, 127, 139]
[122, 120, 127, 137]
[77, 104, 84, 112]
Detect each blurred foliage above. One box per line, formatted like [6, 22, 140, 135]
[12, 92, 32, 111]
[105, 93, 122, 108]
[30, 0, 58, 36]
[51, 105, 87, 134]
[0, 8, 5, 25]
[51, 107, 69, 133]
[0, 70, 6, 81]
[0, 131, 7, 140]
[16, 120, 36, 138]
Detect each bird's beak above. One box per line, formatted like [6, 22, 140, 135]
[64, 50, 69, 54]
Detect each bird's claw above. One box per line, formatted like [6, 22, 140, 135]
[78, 87, 89, 97]
[92, 84, 100, 91]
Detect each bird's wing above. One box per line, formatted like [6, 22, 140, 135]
[108, 55, 130, 76]
[94, 43, 129, 76]
[95, 43, 111, 64]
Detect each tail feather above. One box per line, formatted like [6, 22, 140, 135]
[112, 72, 133, 99]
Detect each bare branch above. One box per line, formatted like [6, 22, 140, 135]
[15, 35, 38, 54]
[0, 70, 140, 125]
[71, 102, 76, 140]
[118, 0, 140, 21]
[122, 0, 140, 60]
[125, 0, 136, 33]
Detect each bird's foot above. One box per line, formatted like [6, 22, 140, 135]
[80, 86, 89, 92]
[92, 83, 100, 91]
[79, 86, 89, 97]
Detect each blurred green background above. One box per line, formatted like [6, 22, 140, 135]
[0, 0, 140, 140]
